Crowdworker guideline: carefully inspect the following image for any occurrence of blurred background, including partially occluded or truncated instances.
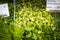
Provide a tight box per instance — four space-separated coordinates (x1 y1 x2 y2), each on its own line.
0 0 60 40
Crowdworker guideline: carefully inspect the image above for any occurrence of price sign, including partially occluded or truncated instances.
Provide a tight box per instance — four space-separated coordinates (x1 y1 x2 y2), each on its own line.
0 3 9 17
46 0 60 12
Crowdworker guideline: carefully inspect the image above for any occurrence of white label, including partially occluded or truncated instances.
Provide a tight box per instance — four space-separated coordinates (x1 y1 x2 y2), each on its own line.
0 4 9 17
46 0 60 12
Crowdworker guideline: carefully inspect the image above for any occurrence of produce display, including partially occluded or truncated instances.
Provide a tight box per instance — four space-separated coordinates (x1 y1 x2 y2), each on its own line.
0 0 60 40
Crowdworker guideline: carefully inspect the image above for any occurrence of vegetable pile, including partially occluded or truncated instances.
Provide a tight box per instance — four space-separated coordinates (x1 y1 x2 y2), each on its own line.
0 0 60 40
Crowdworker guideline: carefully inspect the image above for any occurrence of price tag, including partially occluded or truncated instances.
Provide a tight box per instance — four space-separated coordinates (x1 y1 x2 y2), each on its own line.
0 3 9 17
46 0 60 12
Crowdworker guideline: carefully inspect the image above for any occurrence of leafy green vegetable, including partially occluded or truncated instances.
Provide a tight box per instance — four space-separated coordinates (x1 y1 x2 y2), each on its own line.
0 0 60 40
